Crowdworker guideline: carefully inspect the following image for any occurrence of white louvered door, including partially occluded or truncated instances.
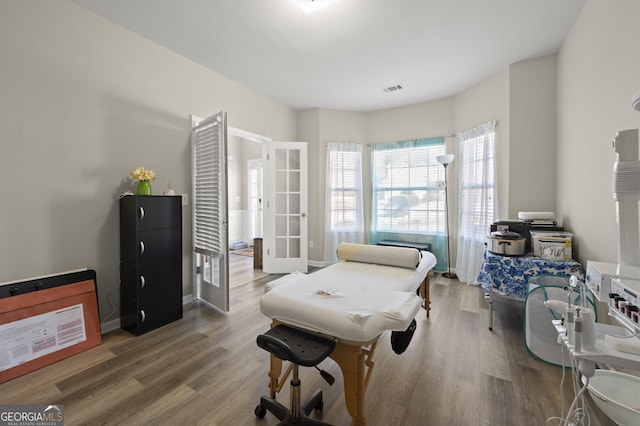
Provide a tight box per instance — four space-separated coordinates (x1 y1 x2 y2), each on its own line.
191 112 229 312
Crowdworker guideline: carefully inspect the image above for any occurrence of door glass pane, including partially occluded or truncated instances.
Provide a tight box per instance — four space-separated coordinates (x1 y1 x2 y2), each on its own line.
276 148 287 169
276 237 287 258
289 238 300 258
276 170 287 192
289 216 300 237
289 150 300 170
276 193 287 214
202 254 212 285
289 194 300 214
289 171 300 192
276 216 287 237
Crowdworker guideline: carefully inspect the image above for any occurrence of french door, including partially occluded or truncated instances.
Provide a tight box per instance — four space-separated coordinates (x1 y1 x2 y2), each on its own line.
262 141 308 273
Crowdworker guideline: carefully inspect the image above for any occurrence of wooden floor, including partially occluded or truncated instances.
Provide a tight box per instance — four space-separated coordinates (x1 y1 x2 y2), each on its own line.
0 257 615 425
229 250 268 288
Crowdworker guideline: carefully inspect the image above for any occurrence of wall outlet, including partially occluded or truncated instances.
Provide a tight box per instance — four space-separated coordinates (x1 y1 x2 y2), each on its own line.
309 240 314 248
181 194 188 206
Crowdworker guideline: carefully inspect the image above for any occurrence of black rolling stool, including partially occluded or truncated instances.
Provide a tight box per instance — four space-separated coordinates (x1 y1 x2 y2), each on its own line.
255 324 336 425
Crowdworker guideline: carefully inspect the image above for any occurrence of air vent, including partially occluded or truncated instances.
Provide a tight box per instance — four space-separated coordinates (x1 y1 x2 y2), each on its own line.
383 84 403 93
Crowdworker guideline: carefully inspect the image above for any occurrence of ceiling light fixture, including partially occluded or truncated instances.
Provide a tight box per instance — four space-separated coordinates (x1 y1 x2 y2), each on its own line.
296 0 339 15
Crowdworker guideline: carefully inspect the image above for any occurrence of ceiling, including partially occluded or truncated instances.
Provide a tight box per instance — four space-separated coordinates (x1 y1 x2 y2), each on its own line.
69 0 586 112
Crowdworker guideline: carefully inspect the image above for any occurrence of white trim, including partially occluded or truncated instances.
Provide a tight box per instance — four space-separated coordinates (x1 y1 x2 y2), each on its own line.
100 318 120 334
229 126 272 143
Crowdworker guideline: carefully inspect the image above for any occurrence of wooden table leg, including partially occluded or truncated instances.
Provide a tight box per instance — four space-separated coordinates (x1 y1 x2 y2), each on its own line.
420 273 431 317
268 354 283 398
329 340 379 426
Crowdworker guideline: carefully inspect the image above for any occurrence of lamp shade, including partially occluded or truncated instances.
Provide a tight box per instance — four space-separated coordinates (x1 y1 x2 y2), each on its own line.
436 154 455 166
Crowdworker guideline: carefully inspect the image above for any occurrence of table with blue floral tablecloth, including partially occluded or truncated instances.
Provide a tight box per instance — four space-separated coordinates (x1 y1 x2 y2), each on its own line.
477 250 583 300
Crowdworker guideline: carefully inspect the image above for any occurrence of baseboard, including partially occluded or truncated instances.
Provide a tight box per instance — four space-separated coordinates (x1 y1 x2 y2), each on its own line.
308 259 328 268
100 318 121 334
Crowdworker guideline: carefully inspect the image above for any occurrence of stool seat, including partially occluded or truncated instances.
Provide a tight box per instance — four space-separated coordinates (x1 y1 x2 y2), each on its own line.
257 325 335 367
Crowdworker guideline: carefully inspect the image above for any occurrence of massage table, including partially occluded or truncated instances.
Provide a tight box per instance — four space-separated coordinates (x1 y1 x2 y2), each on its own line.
260 243 437 425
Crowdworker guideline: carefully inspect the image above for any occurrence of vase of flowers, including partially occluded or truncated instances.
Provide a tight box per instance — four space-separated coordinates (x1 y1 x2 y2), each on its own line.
130 166 155 195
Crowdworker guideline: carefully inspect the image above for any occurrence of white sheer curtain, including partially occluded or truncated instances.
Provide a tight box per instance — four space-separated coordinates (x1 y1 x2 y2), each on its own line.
455 121 497 284
324 142 364 264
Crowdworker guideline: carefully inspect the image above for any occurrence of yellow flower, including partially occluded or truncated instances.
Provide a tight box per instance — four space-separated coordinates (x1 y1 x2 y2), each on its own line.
129 166 155 181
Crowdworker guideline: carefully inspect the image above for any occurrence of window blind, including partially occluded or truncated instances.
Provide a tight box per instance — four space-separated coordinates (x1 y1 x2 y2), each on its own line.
192 113 227 257
327 143 363 232
371 138 445 234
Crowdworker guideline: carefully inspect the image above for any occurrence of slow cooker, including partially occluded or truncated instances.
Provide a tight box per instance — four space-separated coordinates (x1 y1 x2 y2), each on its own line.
487 231 526 256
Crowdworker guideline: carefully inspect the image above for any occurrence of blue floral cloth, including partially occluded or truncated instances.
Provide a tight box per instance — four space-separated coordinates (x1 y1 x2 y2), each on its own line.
476 251 583 299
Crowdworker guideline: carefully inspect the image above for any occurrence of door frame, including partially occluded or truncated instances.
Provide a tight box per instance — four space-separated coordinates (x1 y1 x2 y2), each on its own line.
247 158 264 242
229 127 270 274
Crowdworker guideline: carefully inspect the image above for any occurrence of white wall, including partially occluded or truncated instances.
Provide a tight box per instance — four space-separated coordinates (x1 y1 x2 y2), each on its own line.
297 108 368 263
0 0 296 327
297 109 322 263
366 98 455 145
557 0 640 265
454 55 558 224
454 68 511 221
509 55 558 218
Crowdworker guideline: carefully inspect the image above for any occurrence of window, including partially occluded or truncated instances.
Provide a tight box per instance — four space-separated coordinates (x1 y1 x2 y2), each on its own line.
455 121 497 284
458 123 496 240
372 138 445 234
325 143 364 264
326 143 363 232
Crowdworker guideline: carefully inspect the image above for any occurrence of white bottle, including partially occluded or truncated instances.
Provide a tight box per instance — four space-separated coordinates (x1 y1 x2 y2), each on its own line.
565 307 575 346
574 308 583 353
580 308 596 351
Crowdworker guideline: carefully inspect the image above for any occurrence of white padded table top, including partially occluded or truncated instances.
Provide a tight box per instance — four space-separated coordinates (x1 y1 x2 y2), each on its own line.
260 250 436 343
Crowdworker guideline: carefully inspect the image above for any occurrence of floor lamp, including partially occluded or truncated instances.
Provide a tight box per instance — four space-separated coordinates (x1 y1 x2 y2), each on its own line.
436 154 457 279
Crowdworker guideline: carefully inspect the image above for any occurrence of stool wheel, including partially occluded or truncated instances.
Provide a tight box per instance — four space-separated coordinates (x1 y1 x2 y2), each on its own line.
255 403 267 418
